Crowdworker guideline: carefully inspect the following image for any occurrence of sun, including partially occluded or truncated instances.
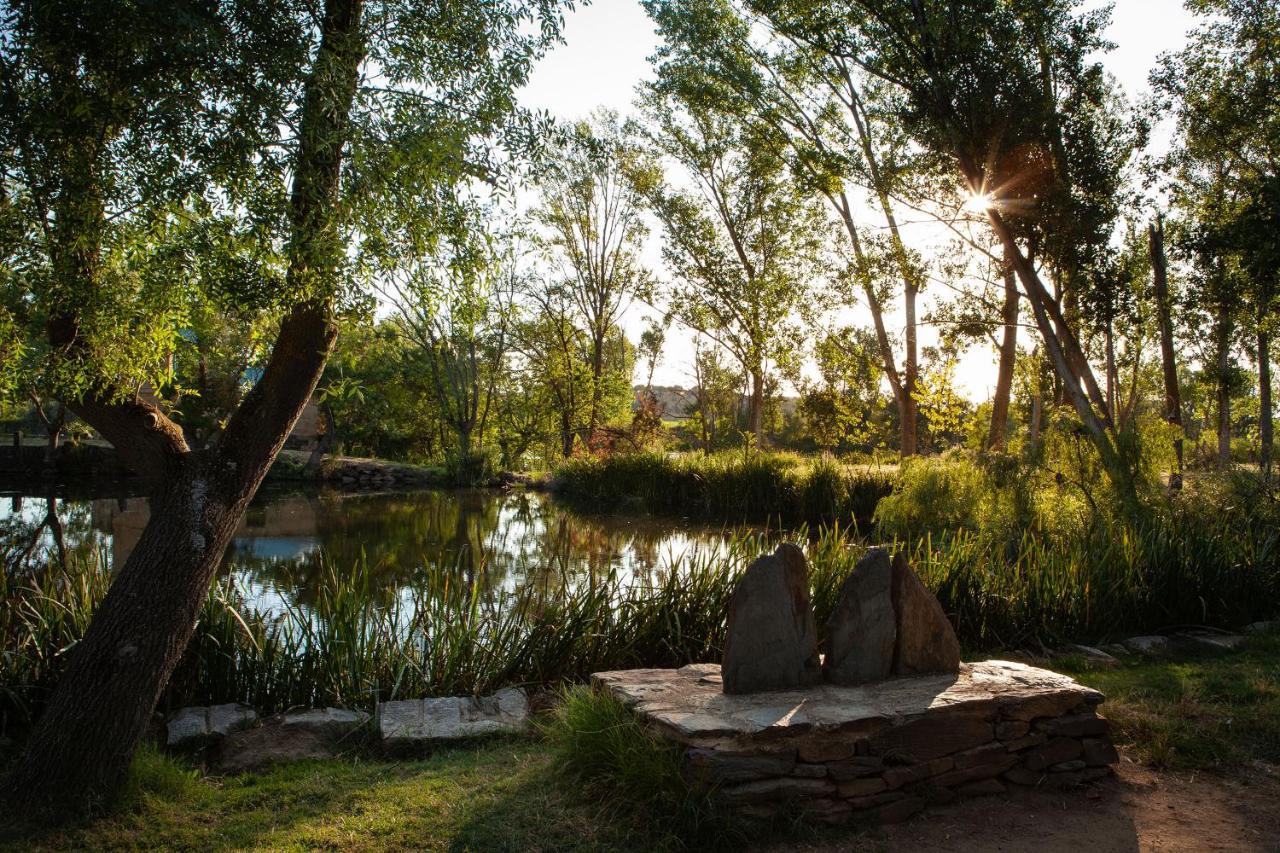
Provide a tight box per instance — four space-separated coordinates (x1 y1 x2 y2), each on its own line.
963 192 995 213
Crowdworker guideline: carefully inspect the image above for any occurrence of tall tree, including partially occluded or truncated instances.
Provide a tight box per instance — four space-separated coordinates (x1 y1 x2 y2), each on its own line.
379 200 517 468
0 0 569 814
1153 0 1280 479
644 0 930 455
638 88 827 443
988 256 1021 452
1148 216 1185 487
533 111 653 449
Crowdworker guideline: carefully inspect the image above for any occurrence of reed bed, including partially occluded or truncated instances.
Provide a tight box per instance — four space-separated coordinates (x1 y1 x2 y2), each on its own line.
550 452 896 526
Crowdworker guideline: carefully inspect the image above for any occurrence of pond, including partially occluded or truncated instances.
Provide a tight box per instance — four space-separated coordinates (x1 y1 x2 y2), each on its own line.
0 485 744 619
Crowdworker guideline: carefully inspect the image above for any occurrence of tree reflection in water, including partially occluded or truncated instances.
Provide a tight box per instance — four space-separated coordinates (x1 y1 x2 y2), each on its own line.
1 487 741 619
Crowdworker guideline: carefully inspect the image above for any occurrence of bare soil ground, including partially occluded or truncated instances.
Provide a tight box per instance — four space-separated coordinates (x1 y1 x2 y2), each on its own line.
769 759 1280 853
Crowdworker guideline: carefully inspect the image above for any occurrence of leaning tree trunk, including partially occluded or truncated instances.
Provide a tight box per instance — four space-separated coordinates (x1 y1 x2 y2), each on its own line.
2 305 337 817
4 463 244 814
2 0 362 816
986 209 1135 506
988 262 1019 451
1149 219 1184 489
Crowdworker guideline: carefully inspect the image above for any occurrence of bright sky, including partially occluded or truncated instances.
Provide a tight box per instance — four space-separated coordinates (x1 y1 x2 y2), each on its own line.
516 0 1198 399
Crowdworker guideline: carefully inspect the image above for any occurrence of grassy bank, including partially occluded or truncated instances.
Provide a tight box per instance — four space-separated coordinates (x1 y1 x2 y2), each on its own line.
6 632 1278 851
1054 629 1280 771
550 451 896 526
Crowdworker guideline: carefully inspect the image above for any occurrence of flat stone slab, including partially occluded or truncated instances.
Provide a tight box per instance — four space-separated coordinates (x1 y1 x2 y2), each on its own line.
282 707 370 735
378 688 528 747
592 661 1102 747
166 703 258 748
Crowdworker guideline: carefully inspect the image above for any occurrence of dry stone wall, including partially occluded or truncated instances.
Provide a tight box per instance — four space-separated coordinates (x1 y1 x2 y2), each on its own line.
594 660 1119 825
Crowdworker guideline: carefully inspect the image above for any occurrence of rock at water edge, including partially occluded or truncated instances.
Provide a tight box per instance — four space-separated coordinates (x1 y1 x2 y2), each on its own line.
166 703 258 748
722 543 821 694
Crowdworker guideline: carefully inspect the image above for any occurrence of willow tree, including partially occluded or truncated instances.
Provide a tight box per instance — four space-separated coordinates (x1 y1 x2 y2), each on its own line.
751 0 1144 503
0 0 569 816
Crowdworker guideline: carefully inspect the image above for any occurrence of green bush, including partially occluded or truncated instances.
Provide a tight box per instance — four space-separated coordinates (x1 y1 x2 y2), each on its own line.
444 447 499 486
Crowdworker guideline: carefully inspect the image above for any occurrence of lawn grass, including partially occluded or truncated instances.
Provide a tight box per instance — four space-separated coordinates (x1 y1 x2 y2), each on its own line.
3 739 651 852
4 635 1277 851
1054 630 1280 771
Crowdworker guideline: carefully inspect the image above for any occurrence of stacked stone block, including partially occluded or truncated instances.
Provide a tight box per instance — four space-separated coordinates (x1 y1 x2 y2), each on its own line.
687 703 1117 824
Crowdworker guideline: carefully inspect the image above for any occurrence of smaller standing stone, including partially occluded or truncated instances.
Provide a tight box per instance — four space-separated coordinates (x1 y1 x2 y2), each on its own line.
823 548 897 685
890 553 961 677
722 543 821 694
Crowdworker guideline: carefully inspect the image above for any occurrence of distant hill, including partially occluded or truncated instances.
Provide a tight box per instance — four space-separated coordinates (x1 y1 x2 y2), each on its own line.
633 385 797 421
634 385 699 420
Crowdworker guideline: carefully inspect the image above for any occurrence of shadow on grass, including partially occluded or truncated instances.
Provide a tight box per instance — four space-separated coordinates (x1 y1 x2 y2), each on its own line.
2 737 660 852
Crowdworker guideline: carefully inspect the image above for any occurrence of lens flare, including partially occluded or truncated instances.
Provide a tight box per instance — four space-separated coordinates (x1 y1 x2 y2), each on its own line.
963 192 995 213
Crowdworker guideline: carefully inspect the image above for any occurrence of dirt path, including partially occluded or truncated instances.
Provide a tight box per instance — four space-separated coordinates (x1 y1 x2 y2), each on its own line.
768 760 1280 853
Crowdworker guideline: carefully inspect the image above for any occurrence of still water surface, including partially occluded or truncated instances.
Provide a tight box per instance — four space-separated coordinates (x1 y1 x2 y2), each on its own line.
1 487 742 617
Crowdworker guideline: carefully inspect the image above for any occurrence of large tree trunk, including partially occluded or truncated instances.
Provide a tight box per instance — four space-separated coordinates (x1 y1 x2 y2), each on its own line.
4 305 337 816
1149 219 1184 488
1259 327 1272 482
3 464 244 814
2 0 362 817
988 262 1019 451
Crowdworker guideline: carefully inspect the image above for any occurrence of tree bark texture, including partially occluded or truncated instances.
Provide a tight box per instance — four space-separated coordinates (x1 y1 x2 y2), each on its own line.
988 261 1019 451
1216 301 1233 468
1149 219 1184 488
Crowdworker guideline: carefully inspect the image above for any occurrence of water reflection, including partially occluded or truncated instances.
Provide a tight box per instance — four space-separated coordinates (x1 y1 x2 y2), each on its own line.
1 487 738 617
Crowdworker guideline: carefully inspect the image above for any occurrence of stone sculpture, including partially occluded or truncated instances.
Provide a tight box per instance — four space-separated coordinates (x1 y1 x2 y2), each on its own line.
725 544 959 692
721 543 822 694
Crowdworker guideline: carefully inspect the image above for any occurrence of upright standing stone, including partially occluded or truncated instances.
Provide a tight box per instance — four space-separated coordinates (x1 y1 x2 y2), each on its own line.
722 543 821 694
891 552 961 676
824 548 897 684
